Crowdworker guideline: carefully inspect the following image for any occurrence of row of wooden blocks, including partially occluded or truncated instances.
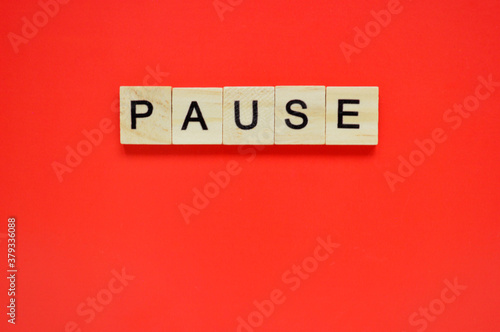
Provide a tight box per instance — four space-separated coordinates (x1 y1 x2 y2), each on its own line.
120 86 378 145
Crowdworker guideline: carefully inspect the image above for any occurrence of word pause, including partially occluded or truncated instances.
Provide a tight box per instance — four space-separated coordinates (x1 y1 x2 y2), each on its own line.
120 86 379 145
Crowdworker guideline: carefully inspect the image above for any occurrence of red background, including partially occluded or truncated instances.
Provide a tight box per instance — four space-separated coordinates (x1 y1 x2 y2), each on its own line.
1 0 499 331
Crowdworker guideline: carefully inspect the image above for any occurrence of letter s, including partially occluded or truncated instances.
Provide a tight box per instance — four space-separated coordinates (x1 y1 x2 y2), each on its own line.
285 100 308 129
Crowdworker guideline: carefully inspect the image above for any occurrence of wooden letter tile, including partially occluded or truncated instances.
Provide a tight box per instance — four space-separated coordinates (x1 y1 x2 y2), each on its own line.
172 88 223 144
223 87 275 145
326 87 378 145
275 86 326 145
120 86 172 144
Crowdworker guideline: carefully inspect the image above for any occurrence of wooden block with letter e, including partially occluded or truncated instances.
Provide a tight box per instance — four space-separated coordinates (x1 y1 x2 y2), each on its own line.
274 86 326 145
326 87 378 145
172 88 223 144
223 87 275 145
120 86 172 144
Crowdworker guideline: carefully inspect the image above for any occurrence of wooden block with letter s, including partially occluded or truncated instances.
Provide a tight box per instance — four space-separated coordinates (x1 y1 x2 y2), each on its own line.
274 86 326 145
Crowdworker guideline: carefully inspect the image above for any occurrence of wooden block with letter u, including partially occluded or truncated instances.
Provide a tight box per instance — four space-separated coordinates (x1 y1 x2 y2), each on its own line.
223 86 275 145
119 86 379 145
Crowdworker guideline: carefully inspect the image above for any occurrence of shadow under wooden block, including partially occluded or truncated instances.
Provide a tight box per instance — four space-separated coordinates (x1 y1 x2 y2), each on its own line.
223 87 275 145
275 86 326 145
326 87 378 145
172 88 223 145
120 86 172 144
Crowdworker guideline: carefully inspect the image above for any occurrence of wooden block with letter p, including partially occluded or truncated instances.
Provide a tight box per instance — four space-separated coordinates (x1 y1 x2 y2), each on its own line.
275 86 326 145
120 86 172 144
172 88 223 144
326 87 378 145
223 87 275 145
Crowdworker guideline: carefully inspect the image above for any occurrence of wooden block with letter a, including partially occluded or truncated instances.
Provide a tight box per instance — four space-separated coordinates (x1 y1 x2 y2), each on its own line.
326 87 378 145
275 86 326 145
172 88 223 144
120 86 172 144
223 87 275 145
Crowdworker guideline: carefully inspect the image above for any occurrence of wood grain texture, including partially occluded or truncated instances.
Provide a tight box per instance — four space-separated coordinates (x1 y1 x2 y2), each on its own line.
223 87 275 145
172 88 223 145
275 86 326 145
120 86 172 144
326 87 378 145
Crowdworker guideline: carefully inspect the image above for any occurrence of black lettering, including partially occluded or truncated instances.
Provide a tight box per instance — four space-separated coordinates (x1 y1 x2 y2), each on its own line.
338 99 360 129
234 100 258 130
131 100 153 129
285 99 308 129
182 101 208 130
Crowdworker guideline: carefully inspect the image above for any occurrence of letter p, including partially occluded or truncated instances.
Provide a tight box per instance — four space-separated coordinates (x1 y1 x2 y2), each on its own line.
131 100 153 129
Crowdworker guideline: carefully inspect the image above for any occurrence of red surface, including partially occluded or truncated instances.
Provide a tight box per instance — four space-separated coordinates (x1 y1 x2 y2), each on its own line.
1 0 500 331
